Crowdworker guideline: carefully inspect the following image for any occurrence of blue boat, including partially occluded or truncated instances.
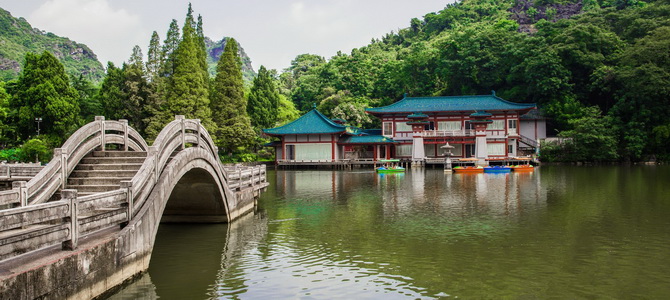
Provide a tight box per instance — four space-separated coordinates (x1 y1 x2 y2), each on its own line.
483 166 511 173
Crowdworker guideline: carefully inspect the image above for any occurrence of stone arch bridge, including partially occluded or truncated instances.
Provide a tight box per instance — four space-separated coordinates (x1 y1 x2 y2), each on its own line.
0 116 268 299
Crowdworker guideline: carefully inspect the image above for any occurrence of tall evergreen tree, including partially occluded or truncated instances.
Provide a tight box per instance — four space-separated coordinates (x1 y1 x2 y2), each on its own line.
98 62 126 121
247 66 280 128
161 19 180 78
210 38 254 154
72 74 101 122
9 51 80 143
124 45 152 133
146 31 162 81
163 5 212 129
196 14 208 74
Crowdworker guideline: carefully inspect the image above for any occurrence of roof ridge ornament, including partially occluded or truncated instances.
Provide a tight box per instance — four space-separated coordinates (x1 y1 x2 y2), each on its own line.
491 90 496 96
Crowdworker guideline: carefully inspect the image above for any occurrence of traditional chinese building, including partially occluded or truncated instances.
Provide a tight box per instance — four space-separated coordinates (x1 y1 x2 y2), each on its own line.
365 93 537 165
264 93 543 166
263 109 396 165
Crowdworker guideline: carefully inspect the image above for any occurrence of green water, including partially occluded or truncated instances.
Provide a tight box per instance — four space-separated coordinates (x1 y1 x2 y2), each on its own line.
108 166 670 299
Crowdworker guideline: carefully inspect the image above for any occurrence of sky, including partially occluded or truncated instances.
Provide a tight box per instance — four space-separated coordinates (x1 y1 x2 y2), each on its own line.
0 0 454 72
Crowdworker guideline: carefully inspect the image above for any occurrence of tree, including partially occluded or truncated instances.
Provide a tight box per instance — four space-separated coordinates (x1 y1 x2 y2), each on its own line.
160 19 180 78
247 66 280 128
72 74 101 122
98 62 126 121
209 37 254 154
544 106 618 162
9 51 80 144
146 31 162 81
163 5 212 130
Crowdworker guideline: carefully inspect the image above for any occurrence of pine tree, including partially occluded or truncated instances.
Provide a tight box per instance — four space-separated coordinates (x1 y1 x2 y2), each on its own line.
124 45 151 133
210 38 255 155
98 62 126 121
163 5 212 129
247 66 280 128
10 51 80 144
146 31 161 81
161 19 180 78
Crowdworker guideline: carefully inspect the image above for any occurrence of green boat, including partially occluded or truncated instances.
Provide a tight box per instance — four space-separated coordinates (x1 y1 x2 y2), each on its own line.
376 159 406 173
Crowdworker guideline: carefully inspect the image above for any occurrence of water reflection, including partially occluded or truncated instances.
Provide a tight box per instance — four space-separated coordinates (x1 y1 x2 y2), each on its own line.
107 166 670 299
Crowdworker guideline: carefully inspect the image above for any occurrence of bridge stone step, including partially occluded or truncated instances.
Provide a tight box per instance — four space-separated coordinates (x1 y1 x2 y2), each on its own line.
67 177 133 186
75 163 143 171
79 157 146 164
65 184 122 193
91 151 147 158
69 170 139 178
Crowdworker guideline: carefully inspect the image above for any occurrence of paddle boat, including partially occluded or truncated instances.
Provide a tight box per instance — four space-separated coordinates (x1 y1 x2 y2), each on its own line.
483 165 511 173
453 166 484 173
510 165 534 172
376 159 406 173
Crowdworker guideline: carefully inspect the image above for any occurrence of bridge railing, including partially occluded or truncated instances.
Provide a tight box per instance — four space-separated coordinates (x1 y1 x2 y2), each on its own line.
0 117 148 208
0 188 132 261
223 165 267 191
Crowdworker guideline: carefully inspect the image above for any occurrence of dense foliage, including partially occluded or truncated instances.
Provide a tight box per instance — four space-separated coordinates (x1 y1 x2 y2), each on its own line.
278 0 670 162
2 0 669 163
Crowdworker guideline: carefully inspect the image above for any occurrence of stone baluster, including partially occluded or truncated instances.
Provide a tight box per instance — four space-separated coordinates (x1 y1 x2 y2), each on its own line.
120 119 129 151
175 115 185 150
148 146 158 184
12 181 27 207
54 147 67 189
195 119 202 148
95 116 106 151
121 181 133 222
61 189 79 250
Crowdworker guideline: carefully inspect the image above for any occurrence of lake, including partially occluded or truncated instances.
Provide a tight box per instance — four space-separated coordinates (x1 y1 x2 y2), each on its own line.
108 165 670 299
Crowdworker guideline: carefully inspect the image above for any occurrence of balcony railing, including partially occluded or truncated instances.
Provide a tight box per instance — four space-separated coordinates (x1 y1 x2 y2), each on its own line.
420 130 475 137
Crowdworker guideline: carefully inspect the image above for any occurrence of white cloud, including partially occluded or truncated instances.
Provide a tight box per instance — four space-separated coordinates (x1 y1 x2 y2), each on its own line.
29 0 145 65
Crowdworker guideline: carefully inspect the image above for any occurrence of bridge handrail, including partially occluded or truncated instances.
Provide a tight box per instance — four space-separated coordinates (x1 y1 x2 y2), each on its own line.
0 117 149 207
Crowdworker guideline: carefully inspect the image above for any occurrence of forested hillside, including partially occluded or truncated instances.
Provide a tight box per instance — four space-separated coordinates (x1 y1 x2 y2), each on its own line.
280 0 670 162
0 7 105 82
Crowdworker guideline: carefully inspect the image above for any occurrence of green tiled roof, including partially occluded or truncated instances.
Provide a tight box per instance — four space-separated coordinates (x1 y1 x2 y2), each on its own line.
366 95 536 115
338 135 398 144
470 111 492 117
263 109 346 135
407 112 428 118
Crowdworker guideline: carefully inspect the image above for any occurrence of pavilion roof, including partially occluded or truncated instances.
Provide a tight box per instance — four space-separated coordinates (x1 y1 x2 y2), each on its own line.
263 109 346 136
366 94 536 115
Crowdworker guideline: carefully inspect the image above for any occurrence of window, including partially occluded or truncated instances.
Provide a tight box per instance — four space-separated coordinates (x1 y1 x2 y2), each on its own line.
489 119 505 130
438 121 461 131
395 122 412 132
424 144 436 157
383 122 393 136
508 144 514 155
487 143 505 156
508 119 518 134
295 144 332 160
396 144 412 156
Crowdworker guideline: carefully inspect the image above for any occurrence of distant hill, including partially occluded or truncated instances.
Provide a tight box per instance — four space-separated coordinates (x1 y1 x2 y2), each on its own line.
205 37 256 83
0 7 105 82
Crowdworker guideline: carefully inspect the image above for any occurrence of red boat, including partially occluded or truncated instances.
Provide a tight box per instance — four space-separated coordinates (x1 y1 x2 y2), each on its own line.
510 165 534 172
453 166 484 173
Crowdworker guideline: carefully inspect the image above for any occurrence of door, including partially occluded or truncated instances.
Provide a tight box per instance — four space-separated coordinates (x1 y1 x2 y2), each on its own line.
286 145 295 160
465 144 475 158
